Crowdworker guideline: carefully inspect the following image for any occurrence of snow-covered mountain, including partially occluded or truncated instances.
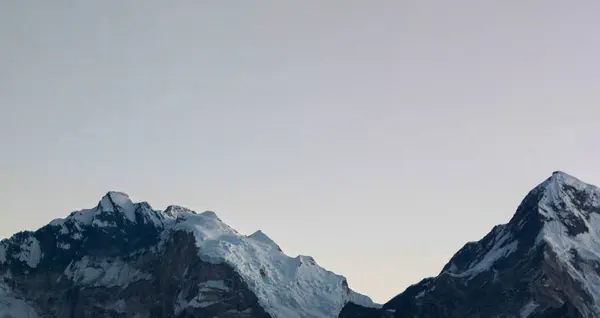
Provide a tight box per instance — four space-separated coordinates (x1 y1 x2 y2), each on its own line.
0 192 375 318
340 171 600 318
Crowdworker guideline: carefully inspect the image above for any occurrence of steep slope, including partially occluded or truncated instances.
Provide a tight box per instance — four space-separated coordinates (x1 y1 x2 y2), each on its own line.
0 192 375 318
340 171 600 318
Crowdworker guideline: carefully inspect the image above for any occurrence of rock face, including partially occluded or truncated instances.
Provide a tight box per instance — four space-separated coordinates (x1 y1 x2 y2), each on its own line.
340 171 600 318
0 192 375 318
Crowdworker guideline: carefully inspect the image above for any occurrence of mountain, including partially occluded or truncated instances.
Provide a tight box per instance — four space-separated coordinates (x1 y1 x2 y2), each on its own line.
0 192 375 318
340 171 600 318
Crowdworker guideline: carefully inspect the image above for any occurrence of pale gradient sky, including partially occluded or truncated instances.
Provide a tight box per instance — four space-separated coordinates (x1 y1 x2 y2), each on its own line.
1 1 600 303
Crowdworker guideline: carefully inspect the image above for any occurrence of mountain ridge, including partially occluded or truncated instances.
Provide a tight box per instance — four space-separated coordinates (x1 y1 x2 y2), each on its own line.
0 192 375 318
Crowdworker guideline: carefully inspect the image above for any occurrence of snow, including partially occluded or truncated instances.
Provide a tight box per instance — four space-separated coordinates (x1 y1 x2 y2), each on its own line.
249 230 282 251
174 279 230 315
109 299 127 314
174 292 188 315
164 211 375 318
189 297 218 308
57 243 71 250
164 205 195 219
92 299 127 314
16 237 42 269
445 226 518 279
99 192 137 222
533 172 600 314
58 226 69 235
519 301 539 317
176 279 231 312
49 192 139 230
0 282 39 318
186 281 231 310
92 217 116 228
50 207 96 227
64 256 151 288
414 285 436 299
467 239 518 278
201 280 229 290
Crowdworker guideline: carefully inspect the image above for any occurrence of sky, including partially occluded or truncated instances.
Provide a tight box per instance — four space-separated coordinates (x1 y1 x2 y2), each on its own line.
1 1 600 303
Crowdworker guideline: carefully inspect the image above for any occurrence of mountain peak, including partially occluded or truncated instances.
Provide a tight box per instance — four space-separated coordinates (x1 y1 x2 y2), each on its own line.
502 171 598 236
164 205 195 219
532 171 583 199
546 170 583 190
551 170 571 177
342 172 600 318
535 172 600 235
97 191 136 222
249 230 282 251
438 171 600 281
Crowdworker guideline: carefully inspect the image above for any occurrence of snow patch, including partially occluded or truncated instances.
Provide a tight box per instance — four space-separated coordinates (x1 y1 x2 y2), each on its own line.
92 298 128 314
64 208 96 225
164 205 195 219
57 242 71 250
176 280 231 311
188 295 218 308
64 256 151 288
108 299 127 314
200 280 229 291
446 228 518 279
92 217 116 228
519 300 539 317
467 240 518 276
59 226 69 235
16 237 42 268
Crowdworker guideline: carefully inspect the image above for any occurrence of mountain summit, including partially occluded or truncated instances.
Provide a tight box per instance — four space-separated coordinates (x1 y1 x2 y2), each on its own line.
340 171 600 318
0 193 375 318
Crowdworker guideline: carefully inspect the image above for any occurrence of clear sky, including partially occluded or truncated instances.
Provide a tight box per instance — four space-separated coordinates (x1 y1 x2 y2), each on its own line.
2 1 600 303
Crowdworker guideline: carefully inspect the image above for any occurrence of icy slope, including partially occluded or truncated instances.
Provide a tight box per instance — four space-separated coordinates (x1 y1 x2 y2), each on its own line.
168 211 375 317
